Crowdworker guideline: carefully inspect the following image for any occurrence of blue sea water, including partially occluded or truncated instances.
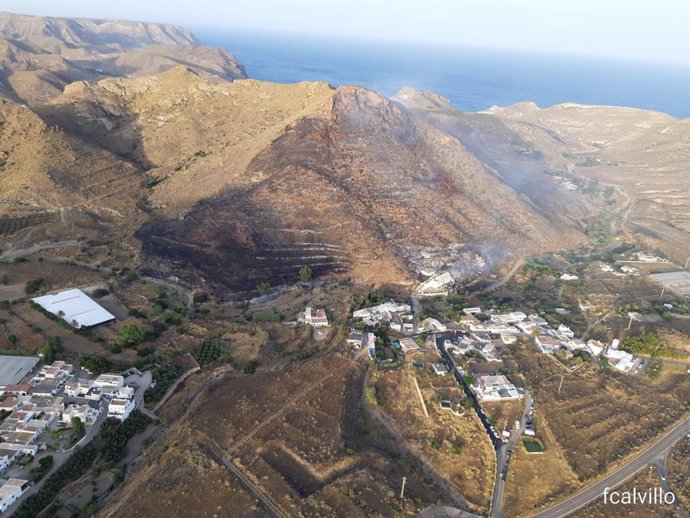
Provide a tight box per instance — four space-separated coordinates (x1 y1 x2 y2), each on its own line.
196 28 690 119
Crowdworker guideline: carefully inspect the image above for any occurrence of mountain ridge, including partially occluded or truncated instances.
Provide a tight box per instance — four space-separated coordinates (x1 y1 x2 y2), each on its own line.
0 10 246 105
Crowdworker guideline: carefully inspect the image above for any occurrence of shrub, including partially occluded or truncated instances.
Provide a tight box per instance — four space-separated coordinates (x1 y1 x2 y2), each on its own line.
25 278 45 294
79 355 112 375
116 324 146 347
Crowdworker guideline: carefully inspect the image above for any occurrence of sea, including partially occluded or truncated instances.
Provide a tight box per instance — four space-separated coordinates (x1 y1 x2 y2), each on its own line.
196 28 690 119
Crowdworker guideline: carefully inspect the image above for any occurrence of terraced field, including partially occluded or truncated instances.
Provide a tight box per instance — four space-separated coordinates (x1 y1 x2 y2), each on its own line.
0 212 57 235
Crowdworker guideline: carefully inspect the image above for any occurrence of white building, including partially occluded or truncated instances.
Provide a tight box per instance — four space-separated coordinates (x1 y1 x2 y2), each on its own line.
353 302 411 326
491 312 527 324
432 363 448 376
605 349 637 373
62 403 100 424
92 374 125 391
107 398 135 421
31 288 115 329
398 338 419 353
586 340 604 357
419 318 447 333
473 375 522 401
37 361 74 380
0 478 29 513
299 307 329 327
64 379 93 397
417 272 454 296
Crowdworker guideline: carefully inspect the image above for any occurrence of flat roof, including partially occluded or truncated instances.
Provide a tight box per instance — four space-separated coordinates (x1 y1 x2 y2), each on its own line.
32 288 115 328
0 356 40 385
651 271 690 295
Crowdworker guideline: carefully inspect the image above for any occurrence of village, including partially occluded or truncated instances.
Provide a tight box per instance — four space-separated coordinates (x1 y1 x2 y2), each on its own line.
293 251 690 514
1 243 689 517
0 287 147 514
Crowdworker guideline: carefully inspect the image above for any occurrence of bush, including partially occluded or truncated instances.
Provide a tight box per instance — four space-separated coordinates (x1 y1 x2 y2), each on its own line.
25 278 45 294
79 355 112 375
29 455 54 482
116 324 146 347
243 361 258 375
92 288 110 298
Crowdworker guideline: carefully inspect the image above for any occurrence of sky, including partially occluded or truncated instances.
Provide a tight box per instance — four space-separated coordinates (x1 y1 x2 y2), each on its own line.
1 0 689 66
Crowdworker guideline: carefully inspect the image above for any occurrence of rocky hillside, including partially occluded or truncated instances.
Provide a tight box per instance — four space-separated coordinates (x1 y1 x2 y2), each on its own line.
33 70 582 293
2 14 686 295
0 11 246 104
395 87 690 263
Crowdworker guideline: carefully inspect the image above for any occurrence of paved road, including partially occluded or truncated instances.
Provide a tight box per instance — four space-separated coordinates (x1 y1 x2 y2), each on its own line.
490 392 532 517
530 416 690 518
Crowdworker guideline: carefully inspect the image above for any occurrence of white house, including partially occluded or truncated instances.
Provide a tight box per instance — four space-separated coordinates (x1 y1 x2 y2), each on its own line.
64 379 93 397
353 302 411 325
107 398 135 421
0 478 29 513
0 448 18 472
299 307 329 327
605 349 637 373
61 404 91 424
419 318 446 333
432 363 448 376
473 375 522 401
37 361 74 380
92 374 125 391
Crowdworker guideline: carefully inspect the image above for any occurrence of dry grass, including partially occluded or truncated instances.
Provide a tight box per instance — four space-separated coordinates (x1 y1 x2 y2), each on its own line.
103 356 454 517
371 367 495 513
503 410 580 517
496 343 690 515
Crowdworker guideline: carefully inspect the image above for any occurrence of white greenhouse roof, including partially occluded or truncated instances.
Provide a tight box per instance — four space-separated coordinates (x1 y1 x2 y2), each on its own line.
32 289 115 328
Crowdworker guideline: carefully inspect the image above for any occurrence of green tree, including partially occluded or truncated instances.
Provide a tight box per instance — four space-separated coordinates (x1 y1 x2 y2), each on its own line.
116 323 146 347
71 416 85 440
256 282 270 294
298 265 312 282
42 336 62 363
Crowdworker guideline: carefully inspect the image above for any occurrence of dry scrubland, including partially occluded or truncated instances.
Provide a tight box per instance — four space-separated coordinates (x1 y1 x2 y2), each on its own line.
370 367 494 514
102 356 460 517
499 344 690 515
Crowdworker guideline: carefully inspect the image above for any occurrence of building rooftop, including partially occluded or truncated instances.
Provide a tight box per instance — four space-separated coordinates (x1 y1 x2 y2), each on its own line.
32 288 115 328
0 356 39 386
